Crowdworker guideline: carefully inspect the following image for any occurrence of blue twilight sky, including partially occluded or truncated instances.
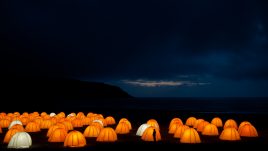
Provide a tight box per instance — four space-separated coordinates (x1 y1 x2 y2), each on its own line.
1 0 268 97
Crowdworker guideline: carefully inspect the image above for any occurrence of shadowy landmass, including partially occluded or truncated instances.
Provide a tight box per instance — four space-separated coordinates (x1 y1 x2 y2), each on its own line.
0 75 132 109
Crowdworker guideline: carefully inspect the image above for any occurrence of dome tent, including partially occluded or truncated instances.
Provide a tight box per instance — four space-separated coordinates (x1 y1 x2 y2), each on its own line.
48 128 68 142
202 124 219 136
8 120 23 129
119 118 132 130
91 122 103 130
47 125 60 137
92 120 104 127
83 125 100 137
174 125 189 138
141 126 161 142
97 127 117 142
4 128 23 143
9 124 24 131
169 118 183 128
220 128 241 141
49 113 56 117
185 117 197 126
8 132 32 149
147 119 160 130
115 122 130 134
0 119 11 128
196 121 210 132
193 119 204 128
180 128 201 143
238 121 251 131
211 117 223 127
64 130 86 147
238 124 258 137
105 116 116 125
136 123 150 136
224 119 238 129
169 122 183 134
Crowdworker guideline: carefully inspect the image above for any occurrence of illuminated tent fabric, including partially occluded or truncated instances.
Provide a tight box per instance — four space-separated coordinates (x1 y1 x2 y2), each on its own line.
202 124 219 136
83 125 100 137
96 127 117 142
64 130 86 147
141 126 161 142
180 128 201 143
169 118 183 129
238 124 258 137
136 123 150 136
238 121 251 131
220 128 240 141
105 116 116 125
115 122 130 134
92 120 104 127
48 128 68 142
174 125 189 138
224 119 238 129
8 132 32 149
4 128 22 143
185 117 197 126
8 120 23 129
147 119 160 130
193 119 204 128
0 119 11 128
211 117 223 127
49 113 56 117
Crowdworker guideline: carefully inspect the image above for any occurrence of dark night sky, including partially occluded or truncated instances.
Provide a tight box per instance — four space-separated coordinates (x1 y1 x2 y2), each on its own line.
1 0 268 97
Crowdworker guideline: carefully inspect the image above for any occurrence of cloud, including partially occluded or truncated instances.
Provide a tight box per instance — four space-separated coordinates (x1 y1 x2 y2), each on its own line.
122 79 210 87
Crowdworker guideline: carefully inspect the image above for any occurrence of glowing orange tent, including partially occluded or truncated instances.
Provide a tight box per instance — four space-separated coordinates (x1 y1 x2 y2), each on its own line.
105 116 116 125
170 118 183 126
47 125 60 137
185 117 197 126
169 123 182 134
174 125 189 138
0 119 11 128
3 128 22 143
141 126 161 142
238 124 258 137
96 127 117 142
180 128 201 143
83 125 100 137
115 122 130 134
193 119 204 128
72 119 83 128
196 121 209 132
48 128 68 142
238 121 251 130
25 122 40 132
64 130 86 147
202 124 219 136
119 118 132 130
224 119 238 129
9 124 24 131
40 120 53 129
211 117 223 127
147 119 160 131
220 128 240 141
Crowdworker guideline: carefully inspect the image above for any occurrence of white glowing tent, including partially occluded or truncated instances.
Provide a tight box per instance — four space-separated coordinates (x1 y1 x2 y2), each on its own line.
9 120 23 129
92 120 104 126
49 112 56 117
136 123 150 136
8 132 32 149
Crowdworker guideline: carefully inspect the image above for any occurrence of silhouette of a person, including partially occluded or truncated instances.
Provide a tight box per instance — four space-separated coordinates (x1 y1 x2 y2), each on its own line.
153 129 156 142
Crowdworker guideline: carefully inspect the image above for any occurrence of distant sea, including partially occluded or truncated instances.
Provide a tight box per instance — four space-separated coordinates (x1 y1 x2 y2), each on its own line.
58 97 268 114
